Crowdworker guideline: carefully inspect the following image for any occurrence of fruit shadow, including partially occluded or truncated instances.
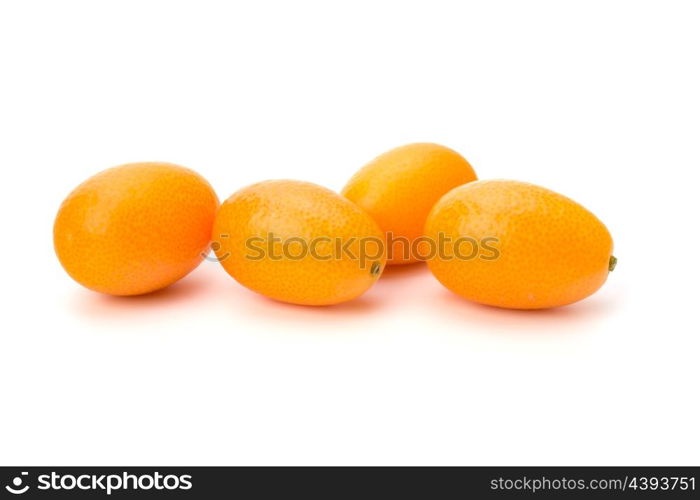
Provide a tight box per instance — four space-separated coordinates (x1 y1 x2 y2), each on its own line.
233 262 429 325
70 258 618 334
237 287 385 326
375 262 619 334
428 287 620 335
377 261 429 280
69 267 215 321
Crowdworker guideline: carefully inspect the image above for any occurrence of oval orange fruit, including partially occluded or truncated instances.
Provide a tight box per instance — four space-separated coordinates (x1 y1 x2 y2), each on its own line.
424 180 615 309
342 143 477 265
54 162 219 296
212 180 386 306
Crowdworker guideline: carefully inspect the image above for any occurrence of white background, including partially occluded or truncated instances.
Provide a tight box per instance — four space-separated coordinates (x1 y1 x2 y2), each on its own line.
1 1 698 465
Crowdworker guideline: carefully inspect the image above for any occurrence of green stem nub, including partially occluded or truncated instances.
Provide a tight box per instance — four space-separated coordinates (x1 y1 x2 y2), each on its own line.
609 255 618 272
370 261 382 277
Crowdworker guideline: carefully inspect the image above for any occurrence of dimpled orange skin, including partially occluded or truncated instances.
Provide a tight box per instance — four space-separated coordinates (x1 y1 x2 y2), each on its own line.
213 180 386 306
54 162 219 296
425 180 614 309
342 143 477 265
